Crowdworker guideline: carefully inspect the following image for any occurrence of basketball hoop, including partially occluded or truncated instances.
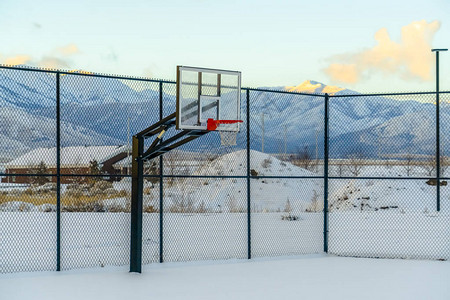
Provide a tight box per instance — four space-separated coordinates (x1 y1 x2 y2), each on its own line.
207 118 243 146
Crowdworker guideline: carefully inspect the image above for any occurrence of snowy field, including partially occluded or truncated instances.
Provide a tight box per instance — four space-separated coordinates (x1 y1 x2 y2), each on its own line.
1 211 449 273
1 150 449 274
1 255 449 300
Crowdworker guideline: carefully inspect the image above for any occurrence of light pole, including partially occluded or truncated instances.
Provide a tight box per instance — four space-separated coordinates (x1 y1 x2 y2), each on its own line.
261 113 268 153
431 48 447 212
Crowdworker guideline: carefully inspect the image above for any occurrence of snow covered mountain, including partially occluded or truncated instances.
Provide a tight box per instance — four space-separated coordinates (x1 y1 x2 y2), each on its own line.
249 81 447 157
0 106 123 162
0 68 448 162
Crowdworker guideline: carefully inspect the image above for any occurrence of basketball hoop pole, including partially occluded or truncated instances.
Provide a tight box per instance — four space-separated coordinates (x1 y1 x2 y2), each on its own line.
130 113 209 273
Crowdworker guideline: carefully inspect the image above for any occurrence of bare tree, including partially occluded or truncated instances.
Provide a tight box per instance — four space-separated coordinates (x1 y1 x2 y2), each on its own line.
305 190 323 212
440 155 449 177
421 156 436 177
333 160 345 177
226 195 241 213
421 155 449 177
144 159 159 184
403 154 415 177
294 146 316 171
346 150 366 177
283 198 292 213
69 160 86 184
88 160 102 184
31 161 50 185
164 153 178 186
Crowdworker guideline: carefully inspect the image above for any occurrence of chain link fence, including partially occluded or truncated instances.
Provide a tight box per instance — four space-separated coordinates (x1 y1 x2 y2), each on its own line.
0 65 448 273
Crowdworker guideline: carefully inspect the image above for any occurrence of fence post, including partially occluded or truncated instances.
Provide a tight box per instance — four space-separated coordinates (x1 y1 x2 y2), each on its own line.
159 81 164 263
56 72 61 271
323 93 329 253
246 89 251 259
435 52 441 212
130 135 144 273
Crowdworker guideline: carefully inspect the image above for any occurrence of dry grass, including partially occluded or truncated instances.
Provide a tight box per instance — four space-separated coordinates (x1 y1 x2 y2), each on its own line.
0 191 129 206
0 193 56 206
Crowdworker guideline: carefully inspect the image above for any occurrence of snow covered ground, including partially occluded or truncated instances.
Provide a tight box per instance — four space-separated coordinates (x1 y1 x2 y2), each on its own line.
1 211 448 274
1 255 449 300
1 150 449 274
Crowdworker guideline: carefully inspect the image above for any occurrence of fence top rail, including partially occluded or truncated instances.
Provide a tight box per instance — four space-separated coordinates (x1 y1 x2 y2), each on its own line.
242 87 326 97
330 91 450 98
1 64 449 97
0 64 176 84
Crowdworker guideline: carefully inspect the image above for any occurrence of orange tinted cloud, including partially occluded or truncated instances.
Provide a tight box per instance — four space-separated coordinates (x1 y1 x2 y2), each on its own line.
39 57 70 69
4 55 32 66
325 64 358 84
1 43 80 68
57 44 80 56
325 20 441 84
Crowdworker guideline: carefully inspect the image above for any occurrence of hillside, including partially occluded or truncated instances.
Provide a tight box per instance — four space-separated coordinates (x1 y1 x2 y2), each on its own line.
1 68 449 162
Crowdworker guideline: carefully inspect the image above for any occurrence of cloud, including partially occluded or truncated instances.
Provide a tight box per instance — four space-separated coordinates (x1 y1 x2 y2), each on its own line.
142 67 153 78
4 55 32 66
324 20 441 84
39 57 70 69
1 44 80 68
57 44 80 56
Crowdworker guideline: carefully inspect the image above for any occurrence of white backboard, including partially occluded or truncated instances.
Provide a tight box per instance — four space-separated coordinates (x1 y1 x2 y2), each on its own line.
176 66 241 131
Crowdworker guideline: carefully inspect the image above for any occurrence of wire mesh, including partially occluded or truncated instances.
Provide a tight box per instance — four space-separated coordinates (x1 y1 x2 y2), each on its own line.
0 176 57 273
57 75 160 270
0 68 57 273
249 90 325 176
328 178 449 260
60 176 131 270
1 65 449 274
327 93 449 261
141 176 160 264
162 177 247 262
440 92 450 179
251 178 324 257
329 93 437 178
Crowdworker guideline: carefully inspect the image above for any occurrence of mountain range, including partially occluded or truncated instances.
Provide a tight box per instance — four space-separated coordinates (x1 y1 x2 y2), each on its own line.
0 68 448 163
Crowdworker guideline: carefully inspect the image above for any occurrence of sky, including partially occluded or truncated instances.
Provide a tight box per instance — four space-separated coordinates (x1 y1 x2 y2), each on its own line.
0 0 449 92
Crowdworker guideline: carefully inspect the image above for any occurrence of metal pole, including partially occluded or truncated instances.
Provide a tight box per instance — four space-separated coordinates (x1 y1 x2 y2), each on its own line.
261 113 264 153
127 117 131 176
130 135 144 273
246 89 251 259
436 51 440 212
56 72 61 271
432 48 447 212
323 93 329 253
284 125 287 158
159 81 164 263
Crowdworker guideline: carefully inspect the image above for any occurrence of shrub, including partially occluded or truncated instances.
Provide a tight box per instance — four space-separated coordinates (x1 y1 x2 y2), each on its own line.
103 188 117 196
261 158 272 168
143 186 153 195
305 190 323 212
65 187 84 198
92 180 113 191
195 201 208 213
281 213 300 221
116 190 129 197
283 199 292 213
107 205 128 213
144 205 158 213
63 200 105 212
22 188 34 196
